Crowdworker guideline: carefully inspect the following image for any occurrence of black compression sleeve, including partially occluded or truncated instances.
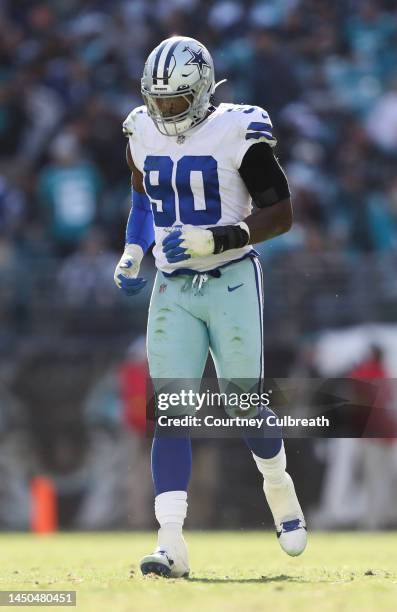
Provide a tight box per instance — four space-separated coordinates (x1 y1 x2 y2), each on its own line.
238 142 290 208
210 224 249 254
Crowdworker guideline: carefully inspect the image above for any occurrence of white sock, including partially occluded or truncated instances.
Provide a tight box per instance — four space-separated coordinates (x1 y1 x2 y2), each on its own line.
154 491 188 559
252 444 304 528
252 443 287 487
155 490 187 530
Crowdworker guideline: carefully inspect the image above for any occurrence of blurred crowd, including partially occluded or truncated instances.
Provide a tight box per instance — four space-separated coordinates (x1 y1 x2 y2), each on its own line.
2 0 397 268
0 0 397 339
0 1 397 342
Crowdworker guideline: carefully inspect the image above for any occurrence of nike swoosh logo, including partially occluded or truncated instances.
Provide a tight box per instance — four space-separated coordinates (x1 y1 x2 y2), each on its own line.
228 283 244 292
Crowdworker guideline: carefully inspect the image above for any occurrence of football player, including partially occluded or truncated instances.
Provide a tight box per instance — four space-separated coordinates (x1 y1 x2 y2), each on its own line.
115 36 307 577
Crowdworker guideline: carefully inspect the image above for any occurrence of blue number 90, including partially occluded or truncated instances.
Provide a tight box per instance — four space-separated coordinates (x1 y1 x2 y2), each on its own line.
144 155 222 227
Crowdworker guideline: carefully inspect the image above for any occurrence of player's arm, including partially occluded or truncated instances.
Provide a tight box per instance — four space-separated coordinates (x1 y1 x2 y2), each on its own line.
237 142 292 244
162 143 292 263
114 144 155 296
190 142 292 254
126 144 145 193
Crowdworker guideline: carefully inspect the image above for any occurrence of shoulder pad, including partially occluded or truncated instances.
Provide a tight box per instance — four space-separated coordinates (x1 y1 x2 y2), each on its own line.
238 105 276 148
122 106 147 138
225 104 276 148
232 105 277 168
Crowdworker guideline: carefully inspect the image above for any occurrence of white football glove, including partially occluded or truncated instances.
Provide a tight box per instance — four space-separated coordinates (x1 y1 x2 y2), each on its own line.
162 225 214 263
114 244 147 295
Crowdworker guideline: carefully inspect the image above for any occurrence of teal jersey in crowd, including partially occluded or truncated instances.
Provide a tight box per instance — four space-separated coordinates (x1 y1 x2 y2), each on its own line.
38 163 102 245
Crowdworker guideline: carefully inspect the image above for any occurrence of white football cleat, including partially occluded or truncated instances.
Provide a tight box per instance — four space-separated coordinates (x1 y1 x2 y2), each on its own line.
264 472 307 557
140 527 190 578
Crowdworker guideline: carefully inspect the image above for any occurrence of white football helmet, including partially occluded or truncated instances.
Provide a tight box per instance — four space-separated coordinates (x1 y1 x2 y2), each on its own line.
141 36 216 136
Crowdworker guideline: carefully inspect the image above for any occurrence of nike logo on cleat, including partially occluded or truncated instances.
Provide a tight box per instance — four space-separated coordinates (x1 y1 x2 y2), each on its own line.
228 283 244 292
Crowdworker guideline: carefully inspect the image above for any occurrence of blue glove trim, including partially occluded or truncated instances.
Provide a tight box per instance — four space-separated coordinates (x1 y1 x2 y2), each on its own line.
125 189 155 253
117 275 147 296
162 230 182 247
162 229 191 263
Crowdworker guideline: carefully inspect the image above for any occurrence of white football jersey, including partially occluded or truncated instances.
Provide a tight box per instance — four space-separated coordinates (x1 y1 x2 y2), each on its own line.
123 103 277 274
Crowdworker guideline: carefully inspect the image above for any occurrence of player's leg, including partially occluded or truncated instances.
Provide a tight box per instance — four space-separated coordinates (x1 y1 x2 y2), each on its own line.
209 257 307 556
141 272 209 577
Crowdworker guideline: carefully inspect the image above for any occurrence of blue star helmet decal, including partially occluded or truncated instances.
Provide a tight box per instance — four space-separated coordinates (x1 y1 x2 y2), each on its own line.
183 46 210 77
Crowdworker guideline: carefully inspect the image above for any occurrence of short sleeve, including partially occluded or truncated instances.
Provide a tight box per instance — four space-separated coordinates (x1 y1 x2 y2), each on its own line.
122 105 145 138
234 105 277 169
122 106 146 173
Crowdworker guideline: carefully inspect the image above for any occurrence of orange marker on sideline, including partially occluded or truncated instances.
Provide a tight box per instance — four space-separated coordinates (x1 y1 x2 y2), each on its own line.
31 476 57 533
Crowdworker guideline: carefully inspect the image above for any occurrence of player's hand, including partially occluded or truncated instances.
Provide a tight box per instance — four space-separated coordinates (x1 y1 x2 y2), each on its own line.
162 225 215 263
114 244 147 296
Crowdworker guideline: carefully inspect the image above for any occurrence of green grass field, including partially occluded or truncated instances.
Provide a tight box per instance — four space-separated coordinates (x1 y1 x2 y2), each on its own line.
1 532 396 611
